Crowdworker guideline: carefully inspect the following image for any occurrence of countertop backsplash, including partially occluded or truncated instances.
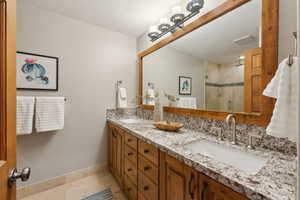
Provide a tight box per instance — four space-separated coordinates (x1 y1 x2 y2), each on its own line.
107 107 297 156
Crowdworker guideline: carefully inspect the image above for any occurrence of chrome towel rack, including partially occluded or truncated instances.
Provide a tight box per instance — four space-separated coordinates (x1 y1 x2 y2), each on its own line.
287 32 297 66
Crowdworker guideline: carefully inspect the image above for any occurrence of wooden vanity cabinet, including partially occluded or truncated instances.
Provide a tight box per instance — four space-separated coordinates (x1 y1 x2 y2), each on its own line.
108 123 249 200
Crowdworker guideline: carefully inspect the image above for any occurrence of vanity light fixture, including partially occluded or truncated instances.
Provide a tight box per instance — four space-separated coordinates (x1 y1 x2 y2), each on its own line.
148 25 160 41
148 0 204 42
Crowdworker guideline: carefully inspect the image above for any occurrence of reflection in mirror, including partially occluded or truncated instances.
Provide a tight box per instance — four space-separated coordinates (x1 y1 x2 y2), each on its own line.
143 0 261 113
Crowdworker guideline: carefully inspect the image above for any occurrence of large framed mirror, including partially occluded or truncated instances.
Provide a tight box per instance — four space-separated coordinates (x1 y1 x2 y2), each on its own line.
137 0 278 126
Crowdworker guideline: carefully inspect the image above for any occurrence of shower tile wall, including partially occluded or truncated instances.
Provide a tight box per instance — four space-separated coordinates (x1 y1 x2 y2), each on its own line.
205 62 244 112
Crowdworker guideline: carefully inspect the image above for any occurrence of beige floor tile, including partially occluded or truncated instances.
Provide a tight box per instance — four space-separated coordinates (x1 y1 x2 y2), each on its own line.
19 170 125 200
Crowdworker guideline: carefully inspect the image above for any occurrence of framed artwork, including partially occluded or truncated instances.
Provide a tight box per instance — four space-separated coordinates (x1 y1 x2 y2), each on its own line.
16 51 59 91
179 76 192 95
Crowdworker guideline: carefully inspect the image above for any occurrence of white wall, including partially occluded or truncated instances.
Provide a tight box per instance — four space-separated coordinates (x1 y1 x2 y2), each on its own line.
17 1 136 186
143 47 205 108
278 0 298 62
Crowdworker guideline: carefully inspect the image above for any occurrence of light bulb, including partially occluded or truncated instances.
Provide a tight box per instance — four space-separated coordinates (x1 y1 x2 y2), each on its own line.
148 26 159 41
170 5 185 24
158 17 171 32
186 0 204 13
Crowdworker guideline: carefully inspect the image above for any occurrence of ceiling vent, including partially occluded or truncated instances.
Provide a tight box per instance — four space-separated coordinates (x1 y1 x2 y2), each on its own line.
234 35 255 46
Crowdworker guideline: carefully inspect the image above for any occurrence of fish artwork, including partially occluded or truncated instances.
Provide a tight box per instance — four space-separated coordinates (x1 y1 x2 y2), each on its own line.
21 58 49 85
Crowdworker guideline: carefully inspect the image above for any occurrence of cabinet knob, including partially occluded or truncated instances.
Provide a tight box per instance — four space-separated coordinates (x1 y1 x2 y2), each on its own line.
144 149 149 153
127 152 133 156
128 139 132 142
143 186 149 191
127 168 133 172
144 166 150 171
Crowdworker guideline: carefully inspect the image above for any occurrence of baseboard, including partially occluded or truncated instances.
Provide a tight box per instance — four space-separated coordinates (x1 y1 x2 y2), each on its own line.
17 162 108 199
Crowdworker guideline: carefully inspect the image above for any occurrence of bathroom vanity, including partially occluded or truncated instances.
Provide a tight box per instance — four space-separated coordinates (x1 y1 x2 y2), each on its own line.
107 121 247 200
107 0 296 200
107 116 296 200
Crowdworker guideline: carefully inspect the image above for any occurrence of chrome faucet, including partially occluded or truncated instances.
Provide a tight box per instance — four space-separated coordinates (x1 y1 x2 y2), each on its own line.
226 114 237 145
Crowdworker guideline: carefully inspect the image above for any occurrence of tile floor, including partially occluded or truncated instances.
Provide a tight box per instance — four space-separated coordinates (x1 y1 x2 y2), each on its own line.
18 170 126 200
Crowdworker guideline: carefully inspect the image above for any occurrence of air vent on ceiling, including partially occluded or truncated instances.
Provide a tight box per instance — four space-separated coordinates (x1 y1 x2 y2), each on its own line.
234 35 255 46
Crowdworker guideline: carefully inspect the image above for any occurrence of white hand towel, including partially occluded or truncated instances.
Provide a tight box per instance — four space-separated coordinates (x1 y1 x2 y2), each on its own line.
119 88 127 99
16 96 35 135
263 57 298 142
177 97 197 109
117 88 128 108
147 89 155 105
35 97 65 132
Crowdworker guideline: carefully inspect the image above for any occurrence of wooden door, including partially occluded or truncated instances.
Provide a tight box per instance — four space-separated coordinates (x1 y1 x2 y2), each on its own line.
160 153 198 200
244 48 263 113
0 0 17 199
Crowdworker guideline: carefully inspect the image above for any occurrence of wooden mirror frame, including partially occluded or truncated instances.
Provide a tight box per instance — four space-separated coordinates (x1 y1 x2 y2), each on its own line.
137 0 278 127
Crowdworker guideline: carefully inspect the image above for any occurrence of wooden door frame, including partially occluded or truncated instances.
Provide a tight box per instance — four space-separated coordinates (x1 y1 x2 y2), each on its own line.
0 0 17 199
137 0 279 127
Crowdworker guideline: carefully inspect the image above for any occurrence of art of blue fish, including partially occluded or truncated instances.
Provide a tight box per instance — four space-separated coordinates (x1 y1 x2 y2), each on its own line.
181 80 190 92
21 59 49 85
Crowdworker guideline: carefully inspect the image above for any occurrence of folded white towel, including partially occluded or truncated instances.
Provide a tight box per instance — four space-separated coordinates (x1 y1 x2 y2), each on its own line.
117 88 127 108
263 57 298 142
146 89 155 105
16 96 35 135
119 88 127 99
177 97 197 109
35 97 65 132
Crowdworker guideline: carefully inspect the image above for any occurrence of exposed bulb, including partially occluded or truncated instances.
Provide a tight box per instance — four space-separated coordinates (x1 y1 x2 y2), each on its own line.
186 0 204 12
158 17 171 32
148 26 159 40
170 5 185 24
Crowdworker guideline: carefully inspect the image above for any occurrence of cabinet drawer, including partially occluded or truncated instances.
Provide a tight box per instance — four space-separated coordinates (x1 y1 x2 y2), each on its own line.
125 132 138 150
138 155 158 184
125 144 137 167
124 158 137 185
138 172 158 200
138 140 159 166
124 175 137 200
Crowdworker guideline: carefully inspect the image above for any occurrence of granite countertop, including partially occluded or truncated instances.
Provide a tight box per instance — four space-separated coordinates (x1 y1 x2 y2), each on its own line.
107 117 296 200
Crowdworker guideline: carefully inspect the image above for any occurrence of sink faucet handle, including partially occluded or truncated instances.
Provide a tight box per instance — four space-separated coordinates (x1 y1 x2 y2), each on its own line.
216 128 223 141
247 132 262 149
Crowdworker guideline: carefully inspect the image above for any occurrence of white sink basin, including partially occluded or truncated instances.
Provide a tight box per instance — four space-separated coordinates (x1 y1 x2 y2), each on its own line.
119 119 145 124
184 139 267 174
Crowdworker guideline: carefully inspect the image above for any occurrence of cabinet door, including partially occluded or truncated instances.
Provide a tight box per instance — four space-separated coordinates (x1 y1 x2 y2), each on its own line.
166 158 185 200
108 125 124 186
107 124 114 172
184 166 198 200
115 128 124 186
199 174 218 200
160 153 198 200
199 173 248 200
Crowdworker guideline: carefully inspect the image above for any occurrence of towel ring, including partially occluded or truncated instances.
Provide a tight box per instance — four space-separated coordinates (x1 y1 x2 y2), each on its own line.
287 32 297 67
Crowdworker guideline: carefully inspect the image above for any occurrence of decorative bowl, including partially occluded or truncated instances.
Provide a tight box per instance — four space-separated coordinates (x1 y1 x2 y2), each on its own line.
153 121 184 132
